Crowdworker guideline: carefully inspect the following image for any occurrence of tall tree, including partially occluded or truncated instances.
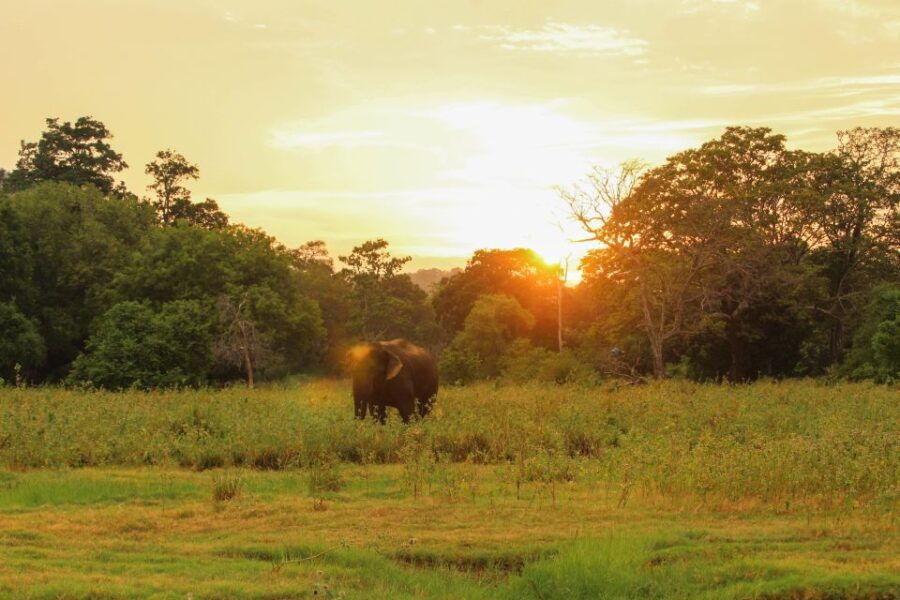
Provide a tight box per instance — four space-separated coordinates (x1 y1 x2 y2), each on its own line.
567 130 819 380
214 293 270 388
431 248 559 347
145 149 198 225
290 241 353 367
4 117 128 194
339 239 438 344
806 128 900 364
145 149 228 228
562 160 704 378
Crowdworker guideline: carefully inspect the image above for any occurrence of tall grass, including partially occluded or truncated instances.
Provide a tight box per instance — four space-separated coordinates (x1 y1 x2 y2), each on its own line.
0 379 896 511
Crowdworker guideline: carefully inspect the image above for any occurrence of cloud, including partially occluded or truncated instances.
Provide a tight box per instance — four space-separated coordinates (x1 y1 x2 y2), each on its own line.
782 97 900 122
478 22 647 56
270 128 387 150
680 0 761 16
700 73 900 95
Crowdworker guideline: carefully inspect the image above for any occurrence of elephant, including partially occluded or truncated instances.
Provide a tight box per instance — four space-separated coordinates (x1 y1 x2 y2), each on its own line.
346 338 438 423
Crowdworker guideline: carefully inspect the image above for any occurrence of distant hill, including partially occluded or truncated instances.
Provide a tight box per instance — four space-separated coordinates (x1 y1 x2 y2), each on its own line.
408 267 462 293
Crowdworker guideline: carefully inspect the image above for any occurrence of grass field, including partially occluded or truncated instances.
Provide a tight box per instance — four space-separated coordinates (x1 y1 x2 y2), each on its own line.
0 380 897 598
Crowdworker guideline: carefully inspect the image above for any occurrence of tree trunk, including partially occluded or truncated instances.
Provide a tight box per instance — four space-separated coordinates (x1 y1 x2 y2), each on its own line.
638 280 667 379
828 314 845 366
243 345 254 389
649 337 666 379
557 275 564 352
726 320 749 382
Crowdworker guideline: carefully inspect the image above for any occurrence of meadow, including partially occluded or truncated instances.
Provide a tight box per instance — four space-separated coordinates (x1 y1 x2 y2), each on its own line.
0 380 897 598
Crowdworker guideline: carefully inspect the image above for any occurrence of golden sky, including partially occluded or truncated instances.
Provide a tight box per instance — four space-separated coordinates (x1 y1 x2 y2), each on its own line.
2 0 899 270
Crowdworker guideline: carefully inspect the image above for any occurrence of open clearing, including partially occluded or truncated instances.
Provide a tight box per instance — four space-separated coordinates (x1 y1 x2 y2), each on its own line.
0 381 897 598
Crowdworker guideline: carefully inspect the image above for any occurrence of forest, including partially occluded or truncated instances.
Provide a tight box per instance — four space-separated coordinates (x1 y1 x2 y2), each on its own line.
0 117 898 388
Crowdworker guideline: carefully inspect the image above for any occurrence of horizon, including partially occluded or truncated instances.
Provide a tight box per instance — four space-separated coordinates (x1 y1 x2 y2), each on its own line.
1 0 898 270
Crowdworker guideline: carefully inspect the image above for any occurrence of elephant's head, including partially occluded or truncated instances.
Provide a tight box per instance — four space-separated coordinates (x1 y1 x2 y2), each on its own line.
346 343 403 401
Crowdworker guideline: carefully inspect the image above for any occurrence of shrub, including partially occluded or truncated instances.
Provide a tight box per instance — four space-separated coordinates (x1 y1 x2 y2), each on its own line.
307 451 344 495
842 285 900 382
0 302 45 382
67 300 213 389
443 295 535 380
501 339 598 385
211 471 243 502
438 346 483 385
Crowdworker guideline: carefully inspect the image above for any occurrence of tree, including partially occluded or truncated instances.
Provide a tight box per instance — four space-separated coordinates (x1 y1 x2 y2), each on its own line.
440 294 535 381
213 294 270 388
4 117 127 194
659 128 817 380
145 149 228 228
113 224 327 377
291 241 353 367
805 128 900 364
0 302 45 383
340 238 410 279
566 130 822 379
67 301 214 390
1 183 156 381
174 197 229 229
339 239 438 344
561 160 705 378
840 285 900 382
431 248 559 347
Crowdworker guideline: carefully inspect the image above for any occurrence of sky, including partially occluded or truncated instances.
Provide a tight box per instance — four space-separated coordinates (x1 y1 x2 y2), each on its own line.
1 0 898 271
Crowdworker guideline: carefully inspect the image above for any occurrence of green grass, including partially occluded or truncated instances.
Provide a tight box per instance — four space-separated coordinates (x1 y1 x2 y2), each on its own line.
1 380 897 512
0 380 897 597
0 467 896 599
0 469 200 509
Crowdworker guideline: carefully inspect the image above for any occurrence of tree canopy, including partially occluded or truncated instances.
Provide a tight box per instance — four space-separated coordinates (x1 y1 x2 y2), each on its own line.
4 117 128 195
0 116 897 387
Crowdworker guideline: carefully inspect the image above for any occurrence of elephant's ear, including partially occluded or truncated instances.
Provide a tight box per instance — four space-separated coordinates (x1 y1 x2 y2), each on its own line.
385 351 404 380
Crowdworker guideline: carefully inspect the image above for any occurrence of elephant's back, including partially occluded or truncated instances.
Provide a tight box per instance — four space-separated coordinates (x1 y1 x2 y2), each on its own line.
381 339 438 398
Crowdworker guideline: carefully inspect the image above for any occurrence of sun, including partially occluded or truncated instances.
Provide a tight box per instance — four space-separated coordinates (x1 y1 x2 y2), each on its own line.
528 235 570 267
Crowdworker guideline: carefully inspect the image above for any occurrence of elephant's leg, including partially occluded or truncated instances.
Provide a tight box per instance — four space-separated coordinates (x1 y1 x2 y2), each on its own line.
373 403 387 424
397 401 413 424
395 390 417 424
354 395 367 420
417 383 437 418
416 395 433 418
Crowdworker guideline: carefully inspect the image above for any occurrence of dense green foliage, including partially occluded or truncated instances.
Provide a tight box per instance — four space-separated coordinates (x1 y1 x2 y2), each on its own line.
556 126 899 381
66 301 214 389
1 117 897 386
2 116 128 195
0 183 156 381
439 294 535 382
840 285 900 382
0 118 438 387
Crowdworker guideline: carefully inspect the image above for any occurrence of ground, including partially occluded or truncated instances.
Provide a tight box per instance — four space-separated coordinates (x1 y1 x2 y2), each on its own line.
0 466 897 599
1 380 897 598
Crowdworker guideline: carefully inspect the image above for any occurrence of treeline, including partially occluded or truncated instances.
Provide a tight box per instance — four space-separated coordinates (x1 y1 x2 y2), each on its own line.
0 119 897 387
0 117 435 388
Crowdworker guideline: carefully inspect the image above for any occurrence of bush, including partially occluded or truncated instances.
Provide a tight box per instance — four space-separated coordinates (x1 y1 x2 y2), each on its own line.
211 471 243 502
438 346 483 385
842 285 900 383
0 302 45 382
442 294 535 380
501 339 598 385
67 300 214 389
307 451 344 495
